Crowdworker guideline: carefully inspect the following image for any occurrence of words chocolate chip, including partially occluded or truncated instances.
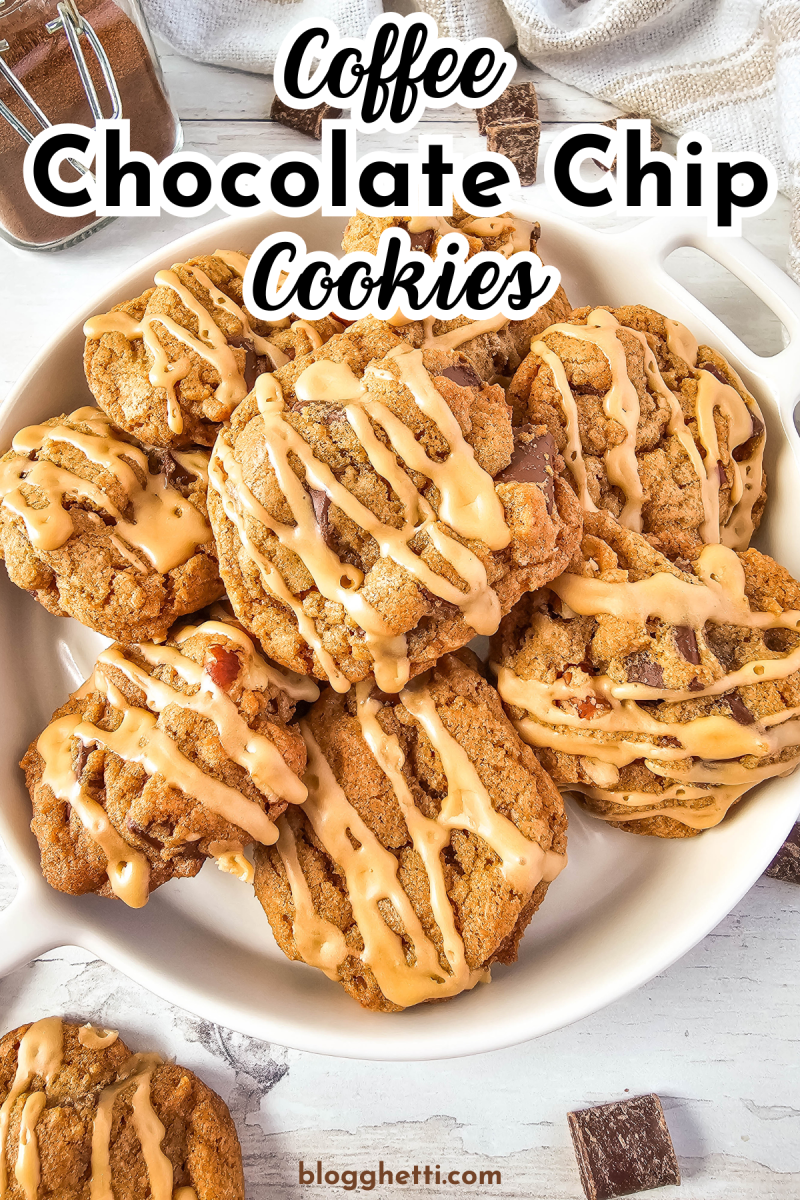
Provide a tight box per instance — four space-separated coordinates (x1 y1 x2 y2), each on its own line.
723 691 755 725
625 653 664 689
437 362 482 389
674 625 701 665
568 1093 680 1200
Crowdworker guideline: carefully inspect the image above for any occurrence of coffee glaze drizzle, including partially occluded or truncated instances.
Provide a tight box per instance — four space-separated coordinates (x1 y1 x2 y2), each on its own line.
0 408 210 572
0 1018 206 1200
90 1053 173 1200
0 1018 63 1200
273 684 565 1008
494 545 800 829
209 346 512 693
35 621 312 907
533 310 764 548
83 252 325 435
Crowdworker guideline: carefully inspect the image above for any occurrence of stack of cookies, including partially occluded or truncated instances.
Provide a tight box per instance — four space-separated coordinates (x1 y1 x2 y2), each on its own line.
3 209 793 1014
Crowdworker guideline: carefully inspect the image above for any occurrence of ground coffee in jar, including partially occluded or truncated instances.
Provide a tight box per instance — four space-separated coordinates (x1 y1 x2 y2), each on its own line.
0 0 180 250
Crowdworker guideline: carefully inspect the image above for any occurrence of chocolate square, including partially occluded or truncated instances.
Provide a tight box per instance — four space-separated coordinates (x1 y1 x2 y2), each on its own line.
270 95 342 139
765 822 800 883
596 115 663 171
568 1094 680 1200
477 81 539 134
486 121 540 186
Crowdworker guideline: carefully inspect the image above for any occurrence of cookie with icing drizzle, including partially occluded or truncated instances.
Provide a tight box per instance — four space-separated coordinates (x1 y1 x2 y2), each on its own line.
83 250 343 447
207 317 582 693
21 612 318 907
0 407 222 643
253 651 567 1011
342 207 572 382
508 304 766 560
0 1017 244 1199
491 510 800 837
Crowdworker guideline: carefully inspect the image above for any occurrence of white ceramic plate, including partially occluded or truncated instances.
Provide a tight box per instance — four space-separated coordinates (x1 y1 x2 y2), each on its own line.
1 208 800 1061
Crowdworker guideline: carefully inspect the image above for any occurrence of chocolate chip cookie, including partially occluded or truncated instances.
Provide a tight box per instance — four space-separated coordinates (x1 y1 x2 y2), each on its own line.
342 207 572 381
508 304 766 560
0 407 222 643
253 651 567 1011
0 1017 244 1199
491 510 800 837
21 611 317 905
208 317 582 693
84 251 342 447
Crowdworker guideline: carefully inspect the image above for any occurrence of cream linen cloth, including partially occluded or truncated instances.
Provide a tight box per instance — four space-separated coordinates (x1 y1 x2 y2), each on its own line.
415 0 800 282
141 0 800 282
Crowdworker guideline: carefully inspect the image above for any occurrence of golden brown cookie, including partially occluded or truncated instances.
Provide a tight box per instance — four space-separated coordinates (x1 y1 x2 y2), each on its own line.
0 1018 244 1199
342 206 572 381
507 304 766 560
21 611 318 906
83 251 342 448
491 510 800 837
0 407 222 643
253 651 567 1011
207 317 582 692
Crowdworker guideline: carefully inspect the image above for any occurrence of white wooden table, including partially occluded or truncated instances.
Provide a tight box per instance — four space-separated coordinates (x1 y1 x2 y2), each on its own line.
0 46 798 1200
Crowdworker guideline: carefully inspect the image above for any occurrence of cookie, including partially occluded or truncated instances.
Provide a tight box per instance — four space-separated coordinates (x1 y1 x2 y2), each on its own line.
507 304 766 560
341 206 572 381
21 611 318 906
208 318 583 693
83 250 342 447
491 510 800 837
253 651 567 1011
0 407 222 643
0 1017 244 1199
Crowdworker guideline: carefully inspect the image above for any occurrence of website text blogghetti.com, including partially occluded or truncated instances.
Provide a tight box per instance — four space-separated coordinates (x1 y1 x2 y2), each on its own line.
299 1161 502 1190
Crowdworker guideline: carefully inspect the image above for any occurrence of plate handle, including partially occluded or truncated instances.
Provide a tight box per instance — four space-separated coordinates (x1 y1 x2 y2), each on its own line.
0 888 67 977
609 217 800 430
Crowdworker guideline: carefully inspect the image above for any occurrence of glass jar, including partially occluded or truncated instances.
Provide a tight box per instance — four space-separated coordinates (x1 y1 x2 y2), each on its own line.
0 0 182 250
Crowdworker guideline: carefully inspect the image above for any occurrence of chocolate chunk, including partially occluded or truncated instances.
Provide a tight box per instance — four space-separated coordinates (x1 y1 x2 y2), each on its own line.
437 362 482 389
625 653 664 688
370 687 402 706
568 1094 680 1200
308 487 336 547
229 335 269 390
674 625 700 665
700 362 729 386
205 645 240 691
595 116 662 171
722 691 755 725
717 460 727 488
764 628 787 652
486 121 540 186
688 678 703 692
476 82 539 134
146 449 197 490
495 428 557 514
399 221 435 253
270 95 342 139
765 822 800 883
732 410 765 463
